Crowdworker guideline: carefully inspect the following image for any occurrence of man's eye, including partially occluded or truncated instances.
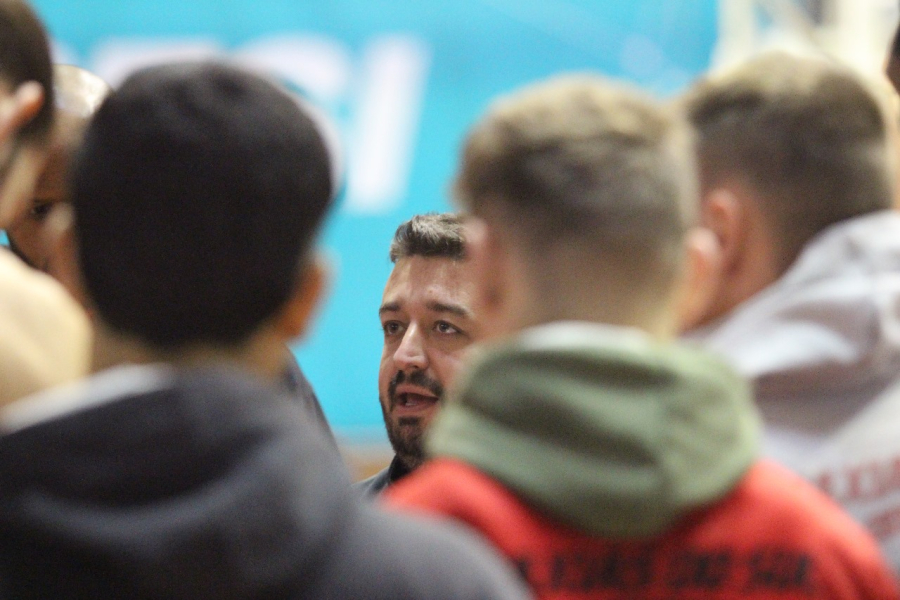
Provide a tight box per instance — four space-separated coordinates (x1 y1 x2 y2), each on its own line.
29 202 53 221
434 321 461 335
382 321 404 336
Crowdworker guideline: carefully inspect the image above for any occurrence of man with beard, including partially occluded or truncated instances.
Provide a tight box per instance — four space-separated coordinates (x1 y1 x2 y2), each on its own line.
355 213 476 497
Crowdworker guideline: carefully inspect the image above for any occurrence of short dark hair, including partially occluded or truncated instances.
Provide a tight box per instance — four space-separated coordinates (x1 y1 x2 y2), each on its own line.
684 53 895 273
389 212 466 263
0 0 54 143
72 61 333 349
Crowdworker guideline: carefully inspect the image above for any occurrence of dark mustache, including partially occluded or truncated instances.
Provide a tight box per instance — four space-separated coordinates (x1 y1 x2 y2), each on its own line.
388 370 444 406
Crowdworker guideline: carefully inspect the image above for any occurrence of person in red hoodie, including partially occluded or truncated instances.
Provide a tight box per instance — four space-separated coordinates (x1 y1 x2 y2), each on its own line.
385 73 900 599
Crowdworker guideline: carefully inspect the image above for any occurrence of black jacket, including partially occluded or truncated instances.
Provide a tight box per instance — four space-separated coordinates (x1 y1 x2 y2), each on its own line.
0 366 530 600
354 455 410 498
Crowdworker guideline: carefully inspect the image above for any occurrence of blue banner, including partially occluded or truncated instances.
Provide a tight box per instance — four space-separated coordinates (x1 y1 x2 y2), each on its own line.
30 0 718 439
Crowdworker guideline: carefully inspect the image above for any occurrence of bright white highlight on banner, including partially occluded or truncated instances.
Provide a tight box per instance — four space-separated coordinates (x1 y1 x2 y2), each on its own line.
234 35 353 103
91 39 220 87
62 34 432 216
715 0 899 75
345 37 431 214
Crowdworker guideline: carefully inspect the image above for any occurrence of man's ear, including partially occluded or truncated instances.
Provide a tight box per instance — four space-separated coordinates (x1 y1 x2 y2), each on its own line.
465 217 512 341
0 83 47 227
274 253 330 342
0 82 44 142
676 226 722 332
701 187 745 275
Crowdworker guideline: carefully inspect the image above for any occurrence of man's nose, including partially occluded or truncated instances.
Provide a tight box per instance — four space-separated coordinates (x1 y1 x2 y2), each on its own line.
394 324 428 371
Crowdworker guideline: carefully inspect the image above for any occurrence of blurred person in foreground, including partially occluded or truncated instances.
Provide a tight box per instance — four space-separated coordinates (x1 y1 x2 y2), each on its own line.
0 61 531 600
682 53 900 571
5 64 108 274
0 1 90 407
0 0 54 227
385 74 899 599
5 64 336 444
886 21 900 95
355 212 477 496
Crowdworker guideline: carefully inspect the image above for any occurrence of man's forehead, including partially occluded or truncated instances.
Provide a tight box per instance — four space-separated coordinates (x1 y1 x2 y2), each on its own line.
381 255 473 310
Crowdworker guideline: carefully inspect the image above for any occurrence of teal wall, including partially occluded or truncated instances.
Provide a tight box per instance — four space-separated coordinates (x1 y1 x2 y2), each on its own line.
29 0 718 440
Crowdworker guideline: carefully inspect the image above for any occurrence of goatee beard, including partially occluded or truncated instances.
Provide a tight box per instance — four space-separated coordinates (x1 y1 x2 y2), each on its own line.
381 370 444 469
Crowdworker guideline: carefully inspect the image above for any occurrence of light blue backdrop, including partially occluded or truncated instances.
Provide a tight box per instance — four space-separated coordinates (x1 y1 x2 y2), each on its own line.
30 0 718 440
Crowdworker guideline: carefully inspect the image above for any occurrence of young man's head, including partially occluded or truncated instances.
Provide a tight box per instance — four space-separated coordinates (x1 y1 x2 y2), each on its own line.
455 75 702 340
0 0 54 227
683 53 896 328
70 61 333 375
7 65 109 272
378 213 476 472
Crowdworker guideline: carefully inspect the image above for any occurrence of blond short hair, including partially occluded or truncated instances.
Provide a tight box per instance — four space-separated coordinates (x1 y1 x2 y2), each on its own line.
684 53 896 273
455 75 697 300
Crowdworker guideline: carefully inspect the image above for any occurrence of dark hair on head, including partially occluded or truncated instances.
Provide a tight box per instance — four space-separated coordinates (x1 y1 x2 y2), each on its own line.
0 0 54 143
389 212 466 263
72 61 333 349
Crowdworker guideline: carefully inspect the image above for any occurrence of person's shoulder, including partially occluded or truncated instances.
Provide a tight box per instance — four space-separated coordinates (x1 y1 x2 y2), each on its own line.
707 460 900 599
330 502 531 600
734 460 878 535
353 465 393 498
386 458 505 509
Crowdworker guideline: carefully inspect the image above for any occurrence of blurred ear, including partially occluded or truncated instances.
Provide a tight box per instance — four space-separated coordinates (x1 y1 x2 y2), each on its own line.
0 82 48 227
274 253 330 342
701 187 745 275
676 226 722 333
0 82 44 143
465 216 512 341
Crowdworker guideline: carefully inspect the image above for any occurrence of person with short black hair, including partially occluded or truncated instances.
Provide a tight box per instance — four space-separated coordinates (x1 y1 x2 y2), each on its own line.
3 62 336 442
0 61 530 600
386 73 899 599
355 212 475 497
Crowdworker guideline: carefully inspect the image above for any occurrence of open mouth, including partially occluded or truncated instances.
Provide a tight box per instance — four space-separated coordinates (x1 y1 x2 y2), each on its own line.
398 392 438 409
392 387 440 416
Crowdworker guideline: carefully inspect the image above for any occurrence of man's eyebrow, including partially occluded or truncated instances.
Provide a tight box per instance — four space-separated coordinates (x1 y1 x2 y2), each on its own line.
427 301 471 317
378 302 401 316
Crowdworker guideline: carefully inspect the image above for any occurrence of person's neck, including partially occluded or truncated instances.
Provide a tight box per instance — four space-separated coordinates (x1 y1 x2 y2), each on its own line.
521 290 679 342
92 322 287 382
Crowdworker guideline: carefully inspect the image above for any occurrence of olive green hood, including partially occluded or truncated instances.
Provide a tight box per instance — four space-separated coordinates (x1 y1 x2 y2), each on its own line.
427 322 760 539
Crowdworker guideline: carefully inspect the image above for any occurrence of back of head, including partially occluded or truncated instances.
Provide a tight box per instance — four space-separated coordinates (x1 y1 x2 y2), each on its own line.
455 75 697 319
0 0 53 143
72 61 333 349
684 53 896 273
